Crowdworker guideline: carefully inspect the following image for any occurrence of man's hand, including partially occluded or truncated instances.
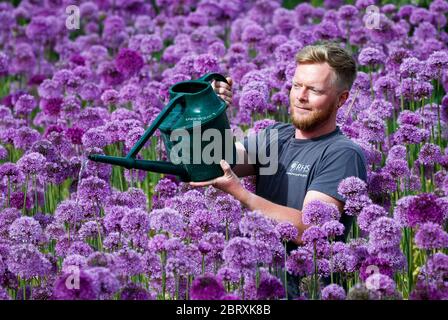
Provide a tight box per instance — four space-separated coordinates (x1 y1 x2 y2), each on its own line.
212 77 233 107
189 159 245 197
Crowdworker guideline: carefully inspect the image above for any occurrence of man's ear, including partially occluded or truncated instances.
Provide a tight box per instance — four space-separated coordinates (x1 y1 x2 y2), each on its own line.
337 90 349 108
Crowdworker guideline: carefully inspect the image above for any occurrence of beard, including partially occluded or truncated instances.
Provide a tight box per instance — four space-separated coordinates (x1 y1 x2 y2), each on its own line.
289 103 336 132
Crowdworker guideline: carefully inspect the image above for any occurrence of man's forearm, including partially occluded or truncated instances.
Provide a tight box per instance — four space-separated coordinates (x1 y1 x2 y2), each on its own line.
232 185 307 244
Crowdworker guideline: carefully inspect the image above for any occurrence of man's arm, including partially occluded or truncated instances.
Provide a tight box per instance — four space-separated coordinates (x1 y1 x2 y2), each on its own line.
235 185 344 245
190 160 344 245
232 141 257 177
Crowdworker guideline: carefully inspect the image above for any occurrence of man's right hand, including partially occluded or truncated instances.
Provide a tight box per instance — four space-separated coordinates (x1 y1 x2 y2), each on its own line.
212 77 233 107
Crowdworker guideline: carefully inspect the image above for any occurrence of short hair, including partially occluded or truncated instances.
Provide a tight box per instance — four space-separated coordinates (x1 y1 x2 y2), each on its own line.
295 41 357 91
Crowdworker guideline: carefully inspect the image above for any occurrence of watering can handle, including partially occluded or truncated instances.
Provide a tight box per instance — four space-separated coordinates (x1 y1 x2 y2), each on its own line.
126 94 186 159
198 73 229 84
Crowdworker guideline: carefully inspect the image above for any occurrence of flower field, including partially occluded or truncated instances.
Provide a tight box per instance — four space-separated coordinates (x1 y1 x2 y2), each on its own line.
0 0 447 300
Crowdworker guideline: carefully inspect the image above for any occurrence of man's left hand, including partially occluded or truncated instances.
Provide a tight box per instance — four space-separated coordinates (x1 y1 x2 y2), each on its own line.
189 160 244 197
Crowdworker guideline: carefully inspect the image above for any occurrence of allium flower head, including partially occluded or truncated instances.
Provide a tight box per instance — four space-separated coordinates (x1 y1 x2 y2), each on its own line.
369 217 401 249
338 177 368 199
149 207 185 237
9 216 43 244
190 274 226 300
115 48 144 78
414 222 448 250
53 270 99 300
321 284 346 300
394 193 445 227
16 152 46 175
302 199 340 225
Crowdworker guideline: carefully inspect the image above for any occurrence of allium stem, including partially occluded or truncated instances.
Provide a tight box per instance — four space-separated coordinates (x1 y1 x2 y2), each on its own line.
22 174 29 215
284 241 288 299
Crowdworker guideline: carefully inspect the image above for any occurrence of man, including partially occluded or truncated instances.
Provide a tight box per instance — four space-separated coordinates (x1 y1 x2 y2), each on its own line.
190 42 367 297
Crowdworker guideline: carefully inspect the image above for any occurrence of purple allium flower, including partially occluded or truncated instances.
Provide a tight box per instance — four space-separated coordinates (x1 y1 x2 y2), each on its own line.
147 233 168 255
276 222 299 242
344 194 372 216
359 255 395 281
369 217 401 249
120 282 154 300
6 244 51 280
399 57 423 78
365 273 397 298
62 254 87 273
101 89 119 106
87 267 120 299
140 34 163 54
14 94 36 117
322 220 345 239
103 232 122 251
79 82 101 101
193 53 220 75
0 52 8 77
149 207 185 237
38 79 62 100
384 159 410 179
166 189 207 218
0 145 7 160
190 209 219 233
338 177 368 199
302 225 326 244
82 127 110 149
78 221 102 241
410 252 448 300
0 208 21 236
321 284 346 300
239 210 276 240
256 272 284 300
202 232 226 260
113 248 144 277
115 48 144 78
414 222 448 250
358 204 388 232
67 241 94 258
223 237 258 273
417 143 442 166
8 216 43 244
394 193 445 227
103 206 128 233
241 23 266 44
16 152 46 176
190 274 226 300
0 162 24 184
302 200 340 225
78 176 110 205
53 270 99 300
286 248 314 277
13 127 41 151
358 47 386 66
54 200 84 226
120 208 150 238
239 89 268 114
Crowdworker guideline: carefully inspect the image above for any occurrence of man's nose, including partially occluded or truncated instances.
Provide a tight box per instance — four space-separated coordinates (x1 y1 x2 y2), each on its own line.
297 87 308 102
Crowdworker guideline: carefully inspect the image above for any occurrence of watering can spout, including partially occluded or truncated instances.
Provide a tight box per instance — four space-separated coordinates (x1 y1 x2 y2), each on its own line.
87 154 188 178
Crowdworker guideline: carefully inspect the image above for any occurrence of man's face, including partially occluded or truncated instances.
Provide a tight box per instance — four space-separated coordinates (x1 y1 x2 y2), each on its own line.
289 63 341 132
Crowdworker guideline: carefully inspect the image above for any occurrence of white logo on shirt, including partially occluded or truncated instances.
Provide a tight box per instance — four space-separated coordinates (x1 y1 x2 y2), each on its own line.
287 161 311 177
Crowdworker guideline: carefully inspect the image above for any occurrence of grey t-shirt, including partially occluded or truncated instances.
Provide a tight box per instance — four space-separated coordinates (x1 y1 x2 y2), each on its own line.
243 121 367 241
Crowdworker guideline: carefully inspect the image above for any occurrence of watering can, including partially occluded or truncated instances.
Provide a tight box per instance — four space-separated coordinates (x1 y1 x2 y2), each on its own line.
88 73 237 182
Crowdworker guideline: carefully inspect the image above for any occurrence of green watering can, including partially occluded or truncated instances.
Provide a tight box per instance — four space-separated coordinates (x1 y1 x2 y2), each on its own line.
88 73 237 182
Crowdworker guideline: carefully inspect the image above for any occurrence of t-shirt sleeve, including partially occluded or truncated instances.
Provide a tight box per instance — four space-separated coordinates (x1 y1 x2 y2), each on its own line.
307 147 367 203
